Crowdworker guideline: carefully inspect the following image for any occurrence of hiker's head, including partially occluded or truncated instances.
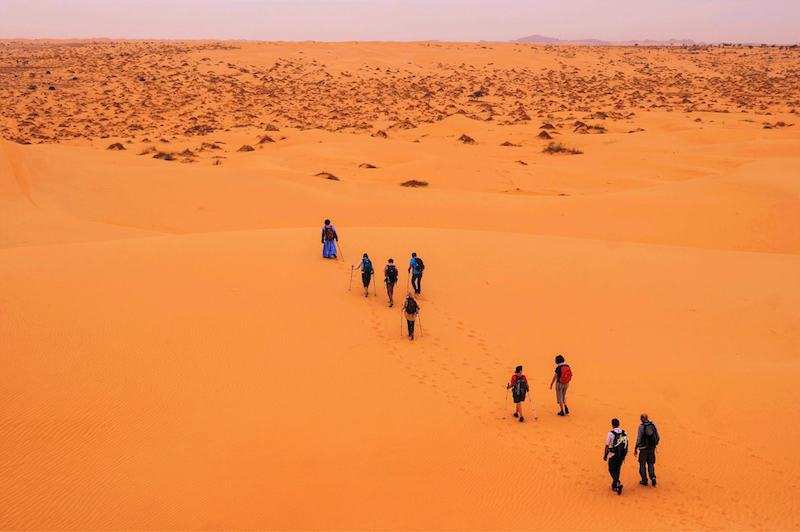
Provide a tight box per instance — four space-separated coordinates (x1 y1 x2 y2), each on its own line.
555 355 565 364
324 219 330 225
612 418 620 428
388 258 394 263
515 365 523 374
407 292 413 299
363 253 368 258
640 413 649 422
412 252 417 257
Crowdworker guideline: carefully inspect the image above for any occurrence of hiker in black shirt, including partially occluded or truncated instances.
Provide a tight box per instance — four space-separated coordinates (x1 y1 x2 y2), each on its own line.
384 259 398 307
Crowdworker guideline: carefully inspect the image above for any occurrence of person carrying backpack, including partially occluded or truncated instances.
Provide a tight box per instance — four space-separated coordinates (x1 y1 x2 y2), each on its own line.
352 253 374 297
321 219 338 259
634 413 660 486
408 252 424 296
384 259 398 307
549 355 572 416
403 293 419 340
604 418 628 495
507 366 529 422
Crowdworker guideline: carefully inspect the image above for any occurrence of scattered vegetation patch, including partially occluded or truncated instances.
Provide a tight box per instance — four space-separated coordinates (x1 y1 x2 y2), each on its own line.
542 142 583 155
500 141 520 147
537 131 553 140
138 145 157 155
315 172 340 181
458 134 475 144
107 142 126 150
178 149 195 157
257 135 275 144
401 180 428 187
359 163 377 169
264 123 280 132
153 150 177 161
237 145 255 152
372 130 388 139
212 159 222 166
199 142 221 152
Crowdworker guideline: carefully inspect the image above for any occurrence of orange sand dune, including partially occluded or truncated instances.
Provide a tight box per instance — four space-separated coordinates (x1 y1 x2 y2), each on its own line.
1 41 799 531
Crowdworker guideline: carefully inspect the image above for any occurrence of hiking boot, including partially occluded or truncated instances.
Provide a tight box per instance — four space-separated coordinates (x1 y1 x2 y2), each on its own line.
564 406 569 415
513 413 518 418
557 411 565 416
639 480 648 486
519 416 524 422
411 333 414 340
617 484 623 495
389 303 393 307
651 478 657 487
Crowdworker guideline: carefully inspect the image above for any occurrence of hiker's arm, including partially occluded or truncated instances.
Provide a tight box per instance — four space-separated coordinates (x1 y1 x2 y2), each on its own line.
604 445 609 460
549 373 557 388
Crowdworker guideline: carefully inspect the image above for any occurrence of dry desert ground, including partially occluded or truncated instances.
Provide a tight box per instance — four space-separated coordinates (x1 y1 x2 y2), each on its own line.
1 40 799 530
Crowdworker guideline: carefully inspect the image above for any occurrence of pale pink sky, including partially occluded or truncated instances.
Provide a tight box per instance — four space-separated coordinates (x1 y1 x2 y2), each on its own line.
0 0 797 43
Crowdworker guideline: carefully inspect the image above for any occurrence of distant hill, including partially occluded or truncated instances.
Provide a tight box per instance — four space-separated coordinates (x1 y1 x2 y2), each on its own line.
512 34 702 46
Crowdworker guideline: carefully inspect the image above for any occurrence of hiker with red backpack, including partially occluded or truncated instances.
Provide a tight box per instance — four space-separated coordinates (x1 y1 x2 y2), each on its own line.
321 219 338 259
634 413 660 487
604 418 628 495
549 355 572 416
403 293 419 340
384 259 398 307
507 366 529 422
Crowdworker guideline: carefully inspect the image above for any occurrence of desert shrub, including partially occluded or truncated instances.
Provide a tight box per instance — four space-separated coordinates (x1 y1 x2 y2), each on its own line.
542 142 582 155
401 180 428 187
138 145 156 155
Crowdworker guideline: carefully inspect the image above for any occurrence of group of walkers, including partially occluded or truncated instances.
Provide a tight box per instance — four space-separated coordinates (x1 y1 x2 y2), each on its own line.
508 359 662 496
324 219 662 494
322 220 425 340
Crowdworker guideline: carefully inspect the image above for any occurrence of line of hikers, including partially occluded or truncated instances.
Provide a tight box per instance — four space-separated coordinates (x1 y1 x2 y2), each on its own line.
509 359 661 495
323 220 425 340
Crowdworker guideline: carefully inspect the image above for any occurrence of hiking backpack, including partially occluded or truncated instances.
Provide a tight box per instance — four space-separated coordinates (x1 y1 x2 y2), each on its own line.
558 364 572 384
612 430 629 459
642 422 659 448
386 265 398 283
362 258 373 273
406 298 418 314
325 226 335 241
513 374 528 397
414 257 425 272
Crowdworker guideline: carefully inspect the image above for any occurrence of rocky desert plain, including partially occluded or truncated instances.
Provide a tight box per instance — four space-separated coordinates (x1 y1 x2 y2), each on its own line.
1 40 799 530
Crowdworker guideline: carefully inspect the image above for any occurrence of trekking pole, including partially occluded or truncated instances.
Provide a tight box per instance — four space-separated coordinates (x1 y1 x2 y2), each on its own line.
338 241 344 262
528 394 538 420
400 306 404 337
406 270 410 294
373 272 377 296
348 267 354 291
418 311 423 338
503 388 509 419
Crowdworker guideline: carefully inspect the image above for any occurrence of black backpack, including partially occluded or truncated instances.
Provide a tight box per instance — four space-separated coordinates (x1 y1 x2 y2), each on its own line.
414 257 425 272
513 374 528 396
405 298 418 314
612 430 629 459
386 265 398 283
362 258 373 273
642 422 659 448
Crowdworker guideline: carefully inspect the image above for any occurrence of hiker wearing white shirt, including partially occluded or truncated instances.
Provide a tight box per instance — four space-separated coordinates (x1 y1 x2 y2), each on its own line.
604 418 628 495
